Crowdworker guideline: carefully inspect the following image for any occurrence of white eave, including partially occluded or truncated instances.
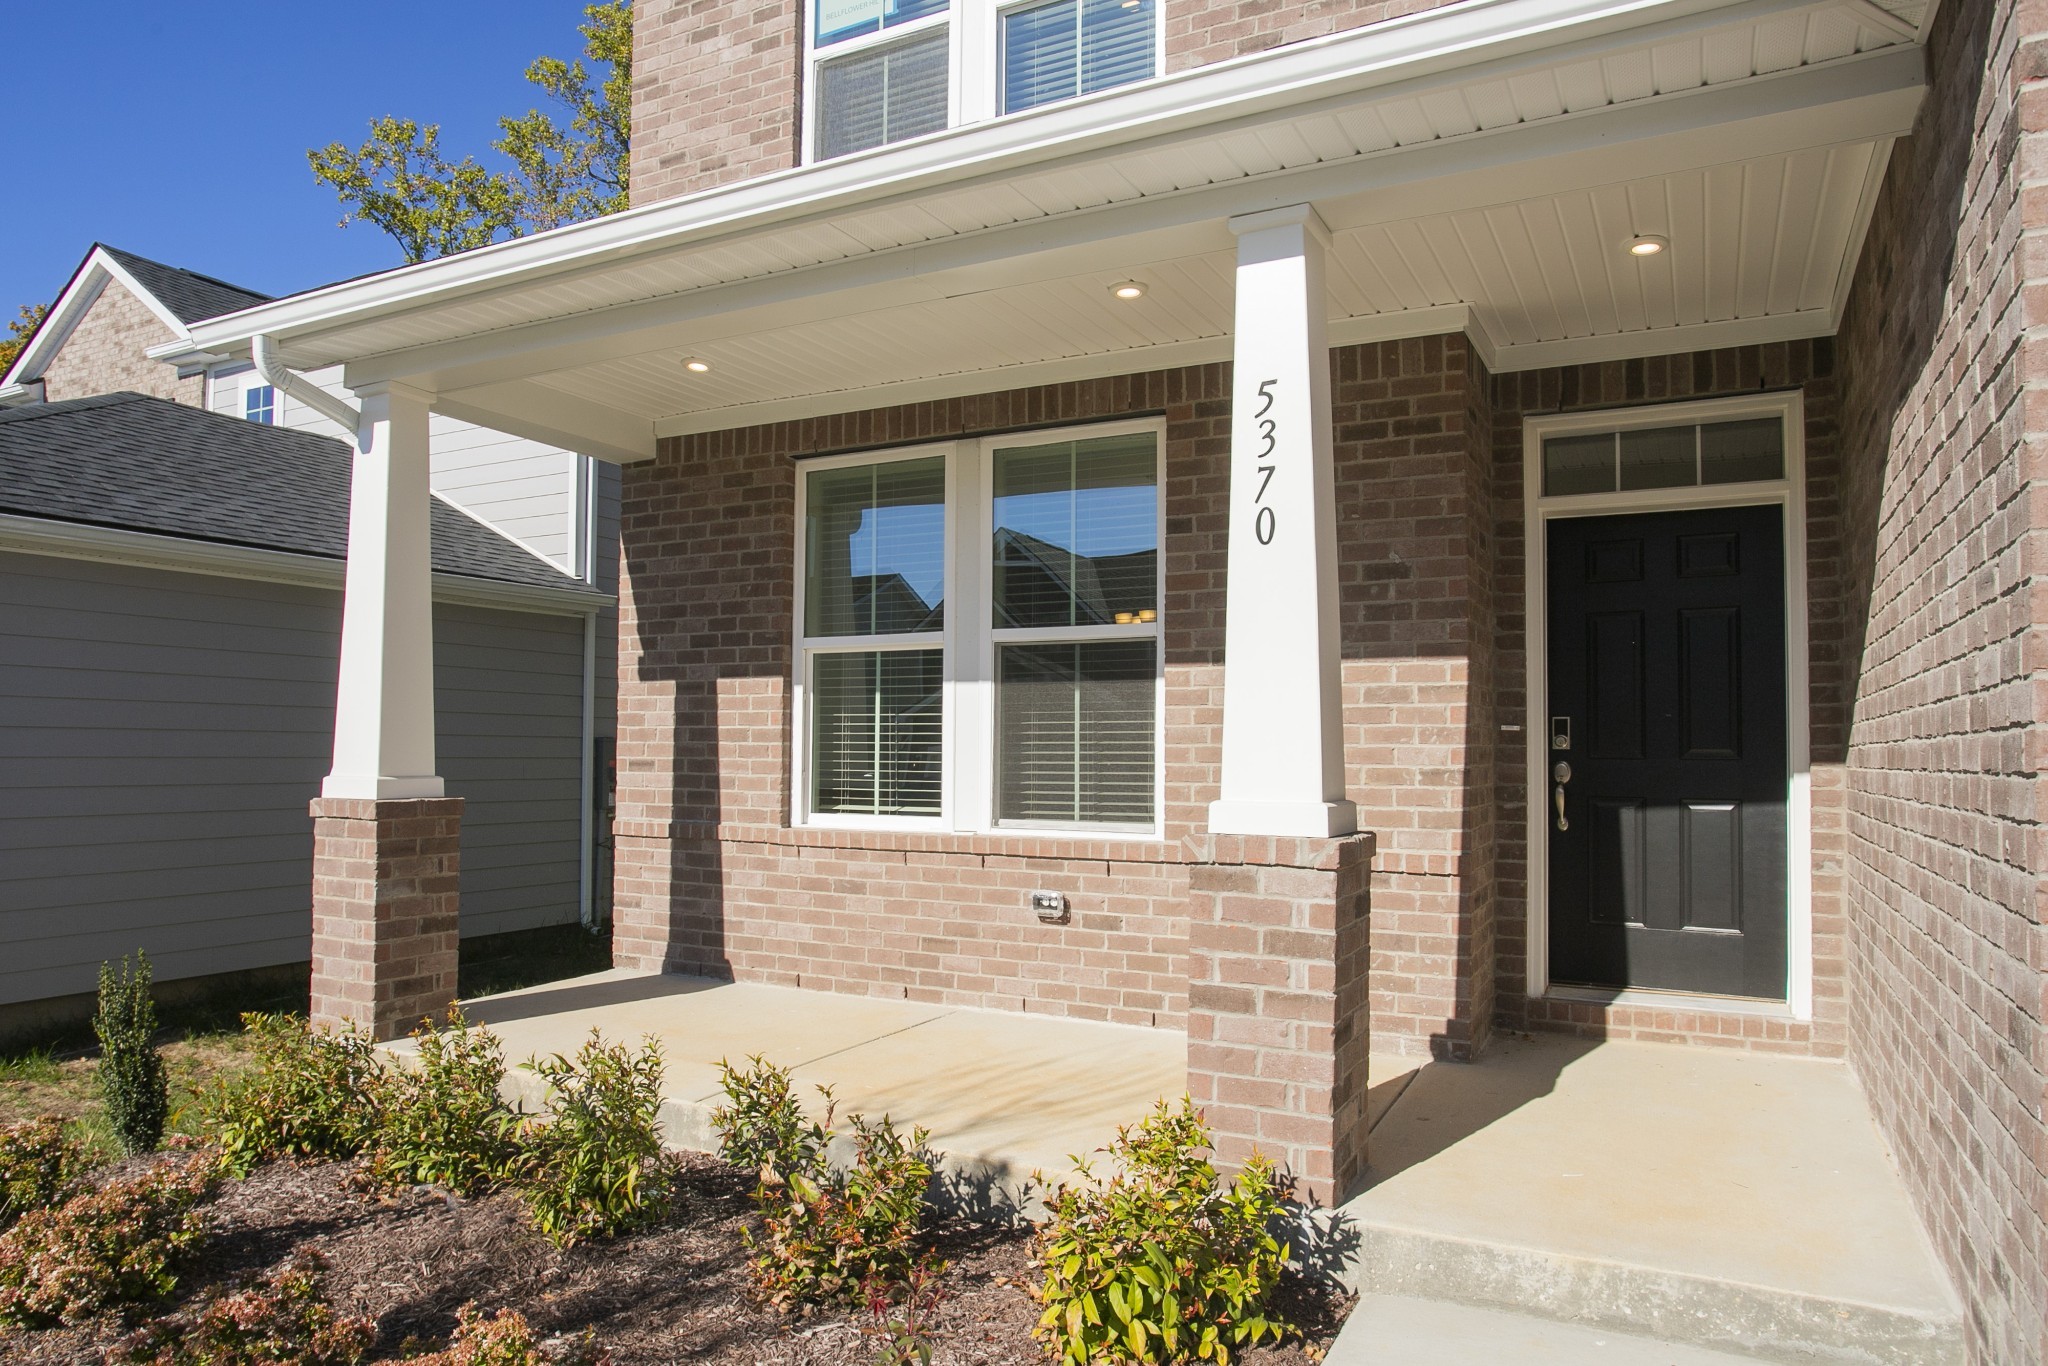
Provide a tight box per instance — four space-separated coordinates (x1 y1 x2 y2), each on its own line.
184 0 1927 459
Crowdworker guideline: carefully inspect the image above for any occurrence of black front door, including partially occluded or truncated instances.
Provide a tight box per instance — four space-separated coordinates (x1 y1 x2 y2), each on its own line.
1546 504 1788 999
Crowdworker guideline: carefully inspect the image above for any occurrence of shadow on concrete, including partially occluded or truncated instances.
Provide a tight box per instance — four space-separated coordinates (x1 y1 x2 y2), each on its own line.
1358 1035 1582 1191
457 970 721 1027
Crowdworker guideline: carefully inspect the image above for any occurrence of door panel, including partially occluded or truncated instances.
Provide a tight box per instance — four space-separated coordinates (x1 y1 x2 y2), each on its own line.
1547 504 1788 998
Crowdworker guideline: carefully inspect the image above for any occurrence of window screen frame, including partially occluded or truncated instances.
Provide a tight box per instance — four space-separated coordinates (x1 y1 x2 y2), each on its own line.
791 418 1166 838
802 0 1162 163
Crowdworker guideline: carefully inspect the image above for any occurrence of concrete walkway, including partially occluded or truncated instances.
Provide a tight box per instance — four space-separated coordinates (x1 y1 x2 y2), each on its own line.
404 970 1188 1207
1335 1034 1964 1365
1328 1295 1779 1364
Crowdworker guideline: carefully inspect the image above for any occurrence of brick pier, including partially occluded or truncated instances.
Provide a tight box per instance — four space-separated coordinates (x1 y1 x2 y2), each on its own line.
308 797 463 1041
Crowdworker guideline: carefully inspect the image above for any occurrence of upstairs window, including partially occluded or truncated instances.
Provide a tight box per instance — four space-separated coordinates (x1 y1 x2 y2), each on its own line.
1001 0 1156 115
807 0 1159 161
244 384 276 425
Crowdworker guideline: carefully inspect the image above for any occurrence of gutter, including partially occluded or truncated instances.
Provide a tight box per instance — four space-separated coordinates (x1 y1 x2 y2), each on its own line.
251 334 361 433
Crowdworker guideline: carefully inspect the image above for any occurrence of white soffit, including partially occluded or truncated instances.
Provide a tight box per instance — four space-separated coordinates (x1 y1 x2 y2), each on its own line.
549 139 1882 433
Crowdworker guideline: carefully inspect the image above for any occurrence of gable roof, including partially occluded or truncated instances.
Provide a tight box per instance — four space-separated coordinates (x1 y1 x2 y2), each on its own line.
0 393 589 595
95 246 271 325
2 244 272 391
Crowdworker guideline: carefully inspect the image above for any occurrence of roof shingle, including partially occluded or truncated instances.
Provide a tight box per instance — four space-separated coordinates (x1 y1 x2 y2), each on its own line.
98 245 273 325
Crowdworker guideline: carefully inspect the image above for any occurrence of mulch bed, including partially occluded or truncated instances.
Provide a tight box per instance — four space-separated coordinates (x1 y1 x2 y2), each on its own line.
5 1153 1351 1364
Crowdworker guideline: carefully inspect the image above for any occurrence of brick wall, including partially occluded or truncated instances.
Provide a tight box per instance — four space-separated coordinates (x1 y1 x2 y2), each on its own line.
1165 0 1470 72
1830 0 2048 1357
630 0 803 205
1487 342 1846 1056
614 342 1503 1045
38 279 201 406
1334 336 1496 1059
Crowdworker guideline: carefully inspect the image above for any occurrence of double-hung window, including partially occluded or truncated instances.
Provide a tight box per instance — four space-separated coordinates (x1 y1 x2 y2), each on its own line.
806 0 1160 162
796 420 1163 834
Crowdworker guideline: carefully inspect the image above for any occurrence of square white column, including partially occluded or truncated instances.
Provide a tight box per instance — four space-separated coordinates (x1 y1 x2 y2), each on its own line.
1207 205 1357 838
322 380 444 800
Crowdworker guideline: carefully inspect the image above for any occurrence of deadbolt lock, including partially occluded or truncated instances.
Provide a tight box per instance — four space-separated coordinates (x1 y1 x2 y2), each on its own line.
1552 761 1571 784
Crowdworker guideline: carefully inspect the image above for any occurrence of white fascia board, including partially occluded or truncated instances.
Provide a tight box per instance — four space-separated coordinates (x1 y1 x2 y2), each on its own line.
1488 308 1838 371
0 515 613 617
431 382 657 464
0 382 40 407
183 0 1836 358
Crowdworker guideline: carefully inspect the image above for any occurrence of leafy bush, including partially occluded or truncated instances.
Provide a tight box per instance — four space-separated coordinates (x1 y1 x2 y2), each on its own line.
114 1252 375 1365
1034 1097 1292 1365
0 1116 89 1229
369 1005 516 1195
0 1153 216 1326
96 953 170 1156
211 1014 385 1178
407 1304 606 1366
709 1055 826 1178
714 1054 940 1310
511 1032 669 1246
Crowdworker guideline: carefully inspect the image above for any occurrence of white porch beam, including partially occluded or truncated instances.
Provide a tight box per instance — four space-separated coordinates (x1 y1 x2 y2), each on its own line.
429 381 657 465
324 381 444 800
1208 206 1358 839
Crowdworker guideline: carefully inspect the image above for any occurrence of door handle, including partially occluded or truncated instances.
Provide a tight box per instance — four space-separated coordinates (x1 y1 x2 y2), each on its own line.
1554 784 1569 832
1551 761 1570 832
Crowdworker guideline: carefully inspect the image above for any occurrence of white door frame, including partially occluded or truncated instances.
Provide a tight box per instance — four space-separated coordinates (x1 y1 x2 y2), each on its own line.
1520 390 1811 1018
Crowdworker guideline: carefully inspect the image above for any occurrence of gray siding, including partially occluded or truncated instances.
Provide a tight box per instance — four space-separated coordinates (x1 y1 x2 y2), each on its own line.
0 551 589 1006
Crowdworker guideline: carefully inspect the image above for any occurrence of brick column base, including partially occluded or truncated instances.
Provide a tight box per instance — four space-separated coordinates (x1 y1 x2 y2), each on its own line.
309 797 463 1041
1185 833 1373 1205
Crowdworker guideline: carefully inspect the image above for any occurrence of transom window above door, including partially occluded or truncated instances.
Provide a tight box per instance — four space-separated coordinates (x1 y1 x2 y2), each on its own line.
1541 416 1784 498
795 420 1163 834
807 0 1160 162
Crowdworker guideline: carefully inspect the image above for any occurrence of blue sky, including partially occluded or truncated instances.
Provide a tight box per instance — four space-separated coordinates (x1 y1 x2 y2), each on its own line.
2 2 599 315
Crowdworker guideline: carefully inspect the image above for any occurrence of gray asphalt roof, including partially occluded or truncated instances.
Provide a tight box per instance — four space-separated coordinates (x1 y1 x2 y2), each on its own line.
0 393 592 594
97 245 274 325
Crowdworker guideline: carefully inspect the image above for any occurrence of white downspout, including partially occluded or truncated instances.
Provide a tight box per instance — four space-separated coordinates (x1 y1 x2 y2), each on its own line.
251 334 361 434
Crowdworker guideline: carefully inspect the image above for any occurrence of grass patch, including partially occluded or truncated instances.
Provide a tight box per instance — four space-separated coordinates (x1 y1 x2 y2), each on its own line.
0 1032 261 1159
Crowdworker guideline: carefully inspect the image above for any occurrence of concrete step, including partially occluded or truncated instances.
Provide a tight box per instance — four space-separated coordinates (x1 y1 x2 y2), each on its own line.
1327 1293 1783 1365
1338 1038 1966 1366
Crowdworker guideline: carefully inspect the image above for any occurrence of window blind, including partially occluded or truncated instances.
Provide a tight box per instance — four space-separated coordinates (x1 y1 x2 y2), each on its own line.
818 28 950 159
811 650 944 816
1001 0 1155 116
996 640 1156 826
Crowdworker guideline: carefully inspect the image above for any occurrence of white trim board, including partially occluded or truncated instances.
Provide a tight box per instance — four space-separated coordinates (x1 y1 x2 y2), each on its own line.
0 515 612 618
1518 390 1813 1019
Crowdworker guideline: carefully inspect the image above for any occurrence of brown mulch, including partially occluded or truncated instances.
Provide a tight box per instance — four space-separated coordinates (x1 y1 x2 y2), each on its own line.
3 1153 1352 1364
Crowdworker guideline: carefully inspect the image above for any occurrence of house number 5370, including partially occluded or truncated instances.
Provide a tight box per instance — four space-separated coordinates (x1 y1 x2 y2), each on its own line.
1252 378 1279 545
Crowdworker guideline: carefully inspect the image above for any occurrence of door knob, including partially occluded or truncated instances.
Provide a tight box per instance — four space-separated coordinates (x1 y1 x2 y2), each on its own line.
1552 761 1572 784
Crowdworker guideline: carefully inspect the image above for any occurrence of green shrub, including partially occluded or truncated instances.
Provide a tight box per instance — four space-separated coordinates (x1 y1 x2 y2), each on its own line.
369 1005 517 1195
714 1054 939 1310
408 1304 606 1366
511 1032 669 1246
211 1014 385 1177
114 1252 375 1365
709 1055 827 1178
0 1116 89 1229
0 1153 216 1326
96 953 170 1156
1033 1097 1292 1365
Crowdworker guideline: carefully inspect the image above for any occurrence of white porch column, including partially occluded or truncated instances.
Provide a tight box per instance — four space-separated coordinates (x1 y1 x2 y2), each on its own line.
1207 205 1357 838
322 380 443 800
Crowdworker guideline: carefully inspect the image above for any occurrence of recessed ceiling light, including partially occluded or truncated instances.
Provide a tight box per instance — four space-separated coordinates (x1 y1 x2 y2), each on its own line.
1110 280 1146 300
1627 235 1669 257
682 357 711 373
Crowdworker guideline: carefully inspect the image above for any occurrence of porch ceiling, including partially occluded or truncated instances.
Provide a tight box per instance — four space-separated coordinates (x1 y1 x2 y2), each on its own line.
182 0 1926 461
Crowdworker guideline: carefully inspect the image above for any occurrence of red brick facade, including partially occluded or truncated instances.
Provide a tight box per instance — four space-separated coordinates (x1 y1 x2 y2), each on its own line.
308 797 463 1042
1186 834 1373 1203
1829 0 2048 1358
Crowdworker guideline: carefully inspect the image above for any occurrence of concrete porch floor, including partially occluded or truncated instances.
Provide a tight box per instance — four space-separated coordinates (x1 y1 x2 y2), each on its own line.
1340 1034 1964 1364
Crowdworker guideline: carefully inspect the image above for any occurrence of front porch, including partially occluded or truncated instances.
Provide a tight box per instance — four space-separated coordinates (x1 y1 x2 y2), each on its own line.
402 975 1961 1362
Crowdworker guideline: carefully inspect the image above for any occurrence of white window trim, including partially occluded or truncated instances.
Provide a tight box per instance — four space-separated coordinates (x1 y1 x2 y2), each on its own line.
801 0 1164 163
791 416 1167 839
1520 390 1812 1020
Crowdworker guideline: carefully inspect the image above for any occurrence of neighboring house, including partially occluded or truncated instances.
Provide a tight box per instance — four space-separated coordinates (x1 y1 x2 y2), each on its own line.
159 0 2040 1358
0 394 607 1021
0 246 621 1024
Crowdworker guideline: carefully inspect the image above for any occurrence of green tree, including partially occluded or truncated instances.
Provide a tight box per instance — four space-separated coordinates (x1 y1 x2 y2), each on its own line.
95 953 169 1156
308 1 631 264
0 303 47 374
